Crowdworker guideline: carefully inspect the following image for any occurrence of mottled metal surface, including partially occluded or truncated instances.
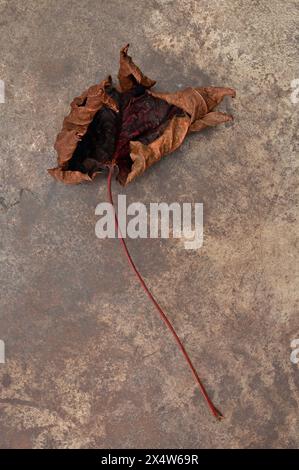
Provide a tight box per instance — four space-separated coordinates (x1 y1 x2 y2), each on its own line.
0 0 298 449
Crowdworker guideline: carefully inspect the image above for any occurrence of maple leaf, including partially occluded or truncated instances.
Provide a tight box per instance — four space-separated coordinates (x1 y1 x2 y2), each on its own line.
48 44 235 185
48 45 236 420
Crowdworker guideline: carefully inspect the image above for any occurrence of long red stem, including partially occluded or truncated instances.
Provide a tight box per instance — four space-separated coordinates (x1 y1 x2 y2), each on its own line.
107 165 223 420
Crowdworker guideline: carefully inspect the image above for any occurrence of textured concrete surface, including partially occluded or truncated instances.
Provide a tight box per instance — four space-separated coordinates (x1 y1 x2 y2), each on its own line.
0 0 298 449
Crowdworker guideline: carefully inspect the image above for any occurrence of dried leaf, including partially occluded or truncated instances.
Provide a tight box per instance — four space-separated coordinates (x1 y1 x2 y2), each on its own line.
47 45 236 419
48 45 235 185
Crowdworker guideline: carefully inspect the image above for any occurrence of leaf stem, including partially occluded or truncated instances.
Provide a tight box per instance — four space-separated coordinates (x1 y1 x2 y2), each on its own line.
107 165 223 420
